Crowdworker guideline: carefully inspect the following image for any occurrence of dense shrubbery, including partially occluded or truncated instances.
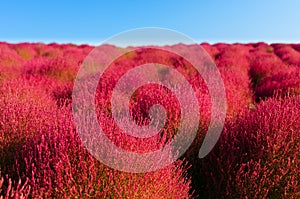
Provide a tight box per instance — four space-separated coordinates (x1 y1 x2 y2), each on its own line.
193 96 300 198
0 42 299 198
272 44 300 67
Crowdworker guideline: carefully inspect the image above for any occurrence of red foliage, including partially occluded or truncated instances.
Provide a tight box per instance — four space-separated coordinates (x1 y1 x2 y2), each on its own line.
22 56 78 82
200 42 219 60
0 42 299 198
0 43 192 198
0 43 24 67
255 66 300 98
13 43 37 60
193 96 300 198
215 44 252 72
272 44 300 67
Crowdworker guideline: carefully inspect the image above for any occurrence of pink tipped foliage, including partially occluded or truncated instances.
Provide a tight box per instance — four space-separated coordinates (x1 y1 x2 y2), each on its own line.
272 44 300 67
215 44 252 72
13 43 37 60
200 42 220 60
22 56 78 82
255 66 300 98
0 43 24 67
0 43 192 198
193 96 300 198
0 42 300 198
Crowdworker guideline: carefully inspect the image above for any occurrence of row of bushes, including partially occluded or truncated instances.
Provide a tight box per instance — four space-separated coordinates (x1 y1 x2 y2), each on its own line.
0 42 299 198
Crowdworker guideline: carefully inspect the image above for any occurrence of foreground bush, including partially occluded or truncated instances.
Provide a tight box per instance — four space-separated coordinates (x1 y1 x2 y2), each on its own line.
193 95 300 198
0 75 192 198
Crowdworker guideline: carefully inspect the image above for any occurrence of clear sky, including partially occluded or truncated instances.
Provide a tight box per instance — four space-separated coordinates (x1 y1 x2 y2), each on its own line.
1 0 300 45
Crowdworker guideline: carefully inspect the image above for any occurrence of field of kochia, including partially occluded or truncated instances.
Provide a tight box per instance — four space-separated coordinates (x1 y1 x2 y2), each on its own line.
0 42 299 198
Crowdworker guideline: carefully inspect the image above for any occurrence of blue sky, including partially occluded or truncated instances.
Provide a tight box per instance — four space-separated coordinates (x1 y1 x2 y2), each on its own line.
1 1 299 45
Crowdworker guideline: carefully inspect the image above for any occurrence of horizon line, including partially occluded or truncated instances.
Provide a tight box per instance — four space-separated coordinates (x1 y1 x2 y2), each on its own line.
1 39 300 47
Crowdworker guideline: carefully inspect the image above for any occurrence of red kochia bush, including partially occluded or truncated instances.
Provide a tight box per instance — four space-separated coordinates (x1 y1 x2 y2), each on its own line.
248 47 297 100
292 44 300 52
0 174 31 199
0 43 24 67
0 63 192 198
210 44 254 116
195 95 300 198
255 66 300 98
213 43 230 52
13 43 37 60
22 56 78 82
249 49 300 99
33 43 62 58
249 52 287 84
200 42 220 60
272 44 300 67
218 66 253 116
0 77 58 172
250 42 274 54
215 44 252 72
1 42 300 198
6 103 192 198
